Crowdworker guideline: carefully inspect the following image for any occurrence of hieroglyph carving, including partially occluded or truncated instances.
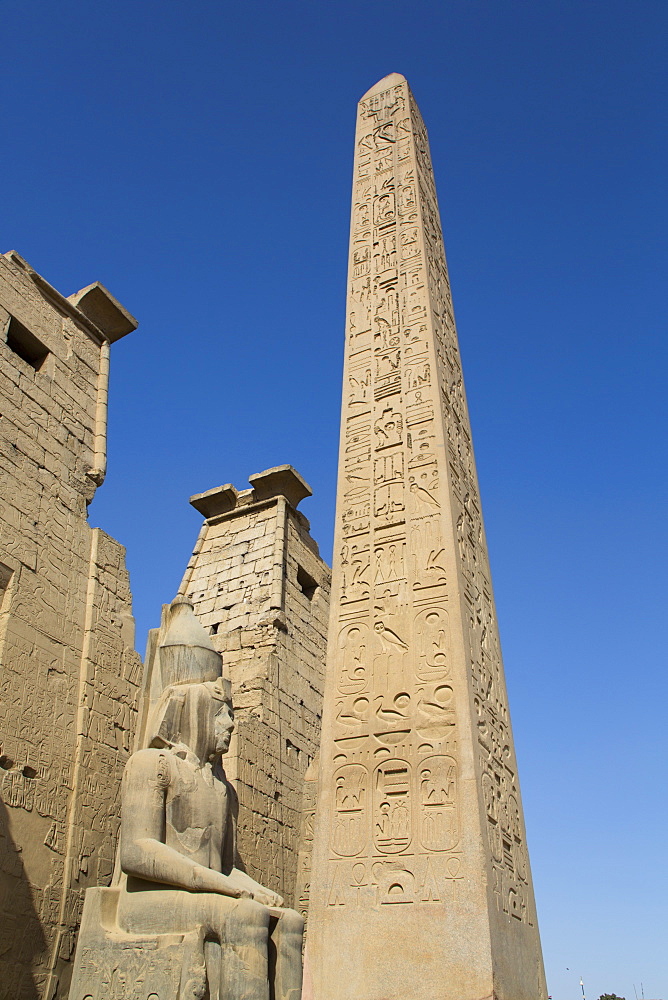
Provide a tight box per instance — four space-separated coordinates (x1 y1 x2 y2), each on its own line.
306 74 546 1000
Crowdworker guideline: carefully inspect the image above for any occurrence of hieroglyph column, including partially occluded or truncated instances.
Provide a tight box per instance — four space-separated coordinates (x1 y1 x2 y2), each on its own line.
306 74 547 1000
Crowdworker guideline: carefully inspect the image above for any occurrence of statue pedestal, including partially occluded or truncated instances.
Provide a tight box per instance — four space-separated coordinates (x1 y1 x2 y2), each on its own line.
69 888 207 1000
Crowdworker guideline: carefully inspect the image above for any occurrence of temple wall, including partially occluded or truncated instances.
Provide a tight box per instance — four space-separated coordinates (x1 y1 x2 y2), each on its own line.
0 252 142 1000
179 471 330 906
0 250 329 995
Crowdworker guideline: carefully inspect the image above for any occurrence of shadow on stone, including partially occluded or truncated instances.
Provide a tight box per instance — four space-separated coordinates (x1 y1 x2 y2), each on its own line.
0 792 47 1000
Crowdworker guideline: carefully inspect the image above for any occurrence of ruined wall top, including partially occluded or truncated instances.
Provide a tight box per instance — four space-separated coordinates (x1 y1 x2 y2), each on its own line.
3 251 137 345
190 465 313 521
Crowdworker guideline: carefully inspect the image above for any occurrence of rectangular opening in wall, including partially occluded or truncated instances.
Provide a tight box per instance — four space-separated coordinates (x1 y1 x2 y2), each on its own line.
297 565 318 601
5 316 49 371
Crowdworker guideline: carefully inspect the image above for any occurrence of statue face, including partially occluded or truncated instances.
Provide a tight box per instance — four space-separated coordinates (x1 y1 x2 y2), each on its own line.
150 681 234 764
211 697 234 760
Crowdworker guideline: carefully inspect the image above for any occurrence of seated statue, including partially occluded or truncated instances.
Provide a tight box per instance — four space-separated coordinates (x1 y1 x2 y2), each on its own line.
69 595 304 1000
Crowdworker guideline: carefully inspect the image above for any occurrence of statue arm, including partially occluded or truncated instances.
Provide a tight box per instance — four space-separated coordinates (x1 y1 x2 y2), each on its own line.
120 750 245 898
227 867 284 907
220 778 283 907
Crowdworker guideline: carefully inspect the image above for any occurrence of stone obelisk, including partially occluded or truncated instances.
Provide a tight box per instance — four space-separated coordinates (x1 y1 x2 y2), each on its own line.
305 74 547 1000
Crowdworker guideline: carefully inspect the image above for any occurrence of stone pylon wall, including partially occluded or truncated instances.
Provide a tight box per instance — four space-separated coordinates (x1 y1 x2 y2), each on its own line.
0 252 142 1000
305 75 547 1000
175 468 330 906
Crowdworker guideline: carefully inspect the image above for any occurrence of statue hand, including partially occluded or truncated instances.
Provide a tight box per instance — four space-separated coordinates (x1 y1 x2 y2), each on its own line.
251 887 283 907
194 868 247 898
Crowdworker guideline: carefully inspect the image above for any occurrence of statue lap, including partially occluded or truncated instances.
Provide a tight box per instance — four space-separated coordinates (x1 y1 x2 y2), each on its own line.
69 882 304 1000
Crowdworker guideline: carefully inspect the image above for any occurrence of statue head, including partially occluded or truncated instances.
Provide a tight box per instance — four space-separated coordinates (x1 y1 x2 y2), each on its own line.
147 595 234 763
149 678 234 764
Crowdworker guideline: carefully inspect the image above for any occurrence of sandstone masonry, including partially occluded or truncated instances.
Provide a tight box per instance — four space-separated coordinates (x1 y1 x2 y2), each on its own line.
163 466 330 907
0 252 142 1000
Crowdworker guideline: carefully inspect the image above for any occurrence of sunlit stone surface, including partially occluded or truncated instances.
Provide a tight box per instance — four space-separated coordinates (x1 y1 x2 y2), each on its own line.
304 74 547 1000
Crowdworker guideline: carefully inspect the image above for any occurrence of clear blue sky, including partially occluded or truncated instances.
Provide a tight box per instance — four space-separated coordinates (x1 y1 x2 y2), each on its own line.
2 3 666 997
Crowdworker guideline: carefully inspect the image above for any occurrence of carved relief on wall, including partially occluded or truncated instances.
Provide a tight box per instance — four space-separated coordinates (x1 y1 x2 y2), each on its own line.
332 763 368 857
414 607 450 680
416 683 455 742
373 759 411 854
419 755 459 851
336 622 370 695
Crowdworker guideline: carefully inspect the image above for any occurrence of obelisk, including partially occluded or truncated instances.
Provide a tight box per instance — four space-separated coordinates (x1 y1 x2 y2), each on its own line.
305 74 547 1000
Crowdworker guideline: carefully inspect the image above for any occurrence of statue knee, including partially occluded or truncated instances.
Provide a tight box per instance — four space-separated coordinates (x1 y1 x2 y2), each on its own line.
278 908 305 939
233 896 271 931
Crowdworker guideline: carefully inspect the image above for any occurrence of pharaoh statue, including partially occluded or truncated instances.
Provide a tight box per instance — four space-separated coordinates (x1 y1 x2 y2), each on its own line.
69 595 304 1000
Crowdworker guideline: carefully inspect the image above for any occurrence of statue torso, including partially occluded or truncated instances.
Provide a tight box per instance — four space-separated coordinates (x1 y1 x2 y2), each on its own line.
163 750 230 871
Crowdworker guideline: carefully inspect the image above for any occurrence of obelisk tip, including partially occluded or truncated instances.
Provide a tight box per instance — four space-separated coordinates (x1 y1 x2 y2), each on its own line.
359 73 407 102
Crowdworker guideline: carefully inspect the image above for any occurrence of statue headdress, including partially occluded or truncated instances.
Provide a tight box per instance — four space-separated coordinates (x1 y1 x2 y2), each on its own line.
137 595 231 753
158 594 222 688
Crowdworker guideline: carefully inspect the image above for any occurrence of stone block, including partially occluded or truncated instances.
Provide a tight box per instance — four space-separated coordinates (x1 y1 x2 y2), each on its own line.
69 888 199 1000
189 483 239 519
67 282 138 342
248 465 312 508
